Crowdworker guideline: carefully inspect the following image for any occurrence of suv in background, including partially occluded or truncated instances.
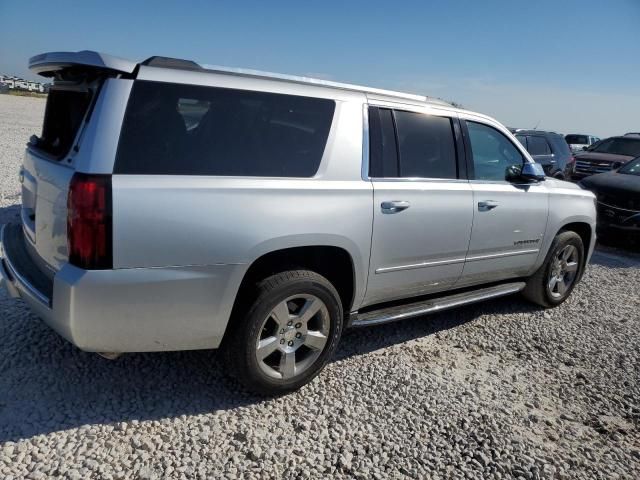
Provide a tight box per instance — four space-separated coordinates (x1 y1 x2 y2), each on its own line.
0 51 597 395
571 135 640 180
578 157 640 238
565 134 600 153
512 129 573 179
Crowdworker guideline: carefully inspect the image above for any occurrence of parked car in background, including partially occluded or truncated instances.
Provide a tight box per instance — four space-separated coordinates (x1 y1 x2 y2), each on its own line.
570 136 640 180
578 157 640 237
512 129 573 179
0 50 597 395
565 134 600 153
624 132 640 138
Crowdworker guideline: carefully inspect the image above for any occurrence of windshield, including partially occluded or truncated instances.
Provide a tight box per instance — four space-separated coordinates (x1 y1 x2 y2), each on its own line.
618 157 640 175
591 137 640 157
565 134 588 144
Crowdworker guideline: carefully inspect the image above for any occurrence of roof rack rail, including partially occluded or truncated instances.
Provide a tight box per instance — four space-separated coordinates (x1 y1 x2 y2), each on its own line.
140 55 448 105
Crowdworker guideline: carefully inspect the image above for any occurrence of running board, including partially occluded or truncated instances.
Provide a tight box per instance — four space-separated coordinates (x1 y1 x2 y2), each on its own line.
351 282 526 327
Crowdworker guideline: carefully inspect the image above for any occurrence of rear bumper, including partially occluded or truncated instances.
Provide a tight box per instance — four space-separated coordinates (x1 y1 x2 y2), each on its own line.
1 223 244 352
0 224 53 309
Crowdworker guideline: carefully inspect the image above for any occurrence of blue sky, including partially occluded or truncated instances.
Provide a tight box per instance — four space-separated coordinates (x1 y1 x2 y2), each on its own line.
1 0 639 137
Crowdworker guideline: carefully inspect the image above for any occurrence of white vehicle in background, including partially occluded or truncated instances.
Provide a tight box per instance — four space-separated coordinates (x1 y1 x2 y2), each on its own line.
565 134 600 153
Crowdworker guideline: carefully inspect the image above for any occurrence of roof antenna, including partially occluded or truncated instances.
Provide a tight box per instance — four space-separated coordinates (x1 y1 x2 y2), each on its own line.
533 120 541 130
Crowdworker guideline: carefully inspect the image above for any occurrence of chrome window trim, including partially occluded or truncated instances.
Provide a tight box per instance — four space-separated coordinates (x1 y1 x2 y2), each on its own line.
369 177 470 184
467 179 542 186
361 103 370 181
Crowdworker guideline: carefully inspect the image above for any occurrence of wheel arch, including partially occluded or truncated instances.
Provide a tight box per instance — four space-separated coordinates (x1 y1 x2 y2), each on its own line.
558 221 592 255
556 221 594 281
231 244 358 322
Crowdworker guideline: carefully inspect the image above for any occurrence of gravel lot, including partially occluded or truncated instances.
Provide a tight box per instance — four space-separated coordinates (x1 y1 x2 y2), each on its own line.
1 94 639 479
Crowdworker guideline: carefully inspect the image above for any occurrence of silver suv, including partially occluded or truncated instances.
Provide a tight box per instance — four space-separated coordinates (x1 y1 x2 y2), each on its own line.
0 51 596 394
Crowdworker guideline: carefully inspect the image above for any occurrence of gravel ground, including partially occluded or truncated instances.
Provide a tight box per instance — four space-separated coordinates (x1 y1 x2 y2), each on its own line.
1 94 639 479
0 95 43 225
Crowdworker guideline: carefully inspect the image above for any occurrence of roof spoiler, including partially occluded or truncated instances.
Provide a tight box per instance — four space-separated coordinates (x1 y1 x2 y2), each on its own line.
29 50 137 77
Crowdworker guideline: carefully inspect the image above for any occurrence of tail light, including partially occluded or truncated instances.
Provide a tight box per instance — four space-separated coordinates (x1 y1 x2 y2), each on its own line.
67 173 112 269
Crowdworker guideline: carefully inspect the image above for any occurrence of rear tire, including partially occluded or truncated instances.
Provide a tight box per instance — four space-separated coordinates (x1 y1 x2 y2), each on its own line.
223 270 343 395
522 231 585 308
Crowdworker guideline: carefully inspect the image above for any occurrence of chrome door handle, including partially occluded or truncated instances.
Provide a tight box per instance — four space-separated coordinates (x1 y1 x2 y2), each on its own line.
478 200 499 211
381 200 410 213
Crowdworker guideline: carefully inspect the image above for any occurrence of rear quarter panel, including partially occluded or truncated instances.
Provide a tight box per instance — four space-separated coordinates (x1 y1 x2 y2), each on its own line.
111 95 373 313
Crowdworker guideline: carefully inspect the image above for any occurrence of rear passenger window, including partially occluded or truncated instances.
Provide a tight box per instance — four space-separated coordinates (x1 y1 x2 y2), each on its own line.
115 81 335 177
527 136 552 155
369 107 399 177
394 111 457 179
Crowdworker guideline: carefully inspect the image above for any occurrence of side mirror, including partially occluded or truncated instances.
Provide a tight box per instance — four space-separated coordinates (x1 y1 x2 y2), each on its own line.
521 163 546 181
506 163 545 183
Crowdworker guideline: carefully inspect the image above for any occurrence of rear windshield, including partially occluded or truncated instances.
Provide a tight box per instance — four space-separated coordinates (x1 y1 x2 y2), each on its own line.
37 89 92 158
591 137 640 157
565 134 588 144
115 81 336 177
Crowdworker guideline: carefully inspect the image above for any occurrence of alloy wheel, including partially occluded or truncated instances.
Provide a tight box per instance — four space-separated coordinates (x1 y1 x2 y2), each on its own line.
548 244 579 299
255 294 330 380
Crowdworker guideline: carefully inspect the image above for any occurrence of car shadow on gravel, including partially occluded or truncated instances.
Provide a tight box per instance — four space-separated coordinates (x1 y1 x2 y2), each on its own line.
336 295 542 362
0 202 547 442
0 288 542 443
590 244 640 268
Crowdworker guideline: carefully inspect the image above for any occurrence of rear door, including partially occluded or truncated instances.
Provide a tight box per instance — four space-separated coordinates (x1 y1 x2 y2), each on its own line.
20 52 135 276
363 105 473 306
458 119 548 287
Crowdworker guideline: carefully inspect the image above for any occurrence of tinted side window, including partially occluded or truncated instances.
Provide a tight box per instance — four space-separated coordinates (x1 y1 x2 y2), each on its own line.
552 135 571 155
466 121 524 181
527 136 552 155
116 81 335 177
369 107 399 177
515 135 527 147
394 111 457 179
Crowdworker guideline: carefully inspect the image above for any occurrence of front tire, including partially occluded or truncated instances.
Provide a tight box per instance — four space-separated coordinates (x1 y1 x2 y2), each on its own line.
522 231 585 308
223 270 343 395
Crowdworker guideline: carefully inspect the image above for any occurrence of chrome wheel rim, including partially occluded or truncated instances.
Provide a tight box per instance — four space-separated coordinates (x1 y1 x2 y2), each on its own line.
255 294 330 380
548 245 579 299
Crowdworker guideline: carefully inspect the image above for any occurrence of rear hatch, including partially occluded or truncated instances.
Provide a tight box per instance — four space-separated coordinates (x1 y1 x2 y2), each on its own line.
20 51 135 278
